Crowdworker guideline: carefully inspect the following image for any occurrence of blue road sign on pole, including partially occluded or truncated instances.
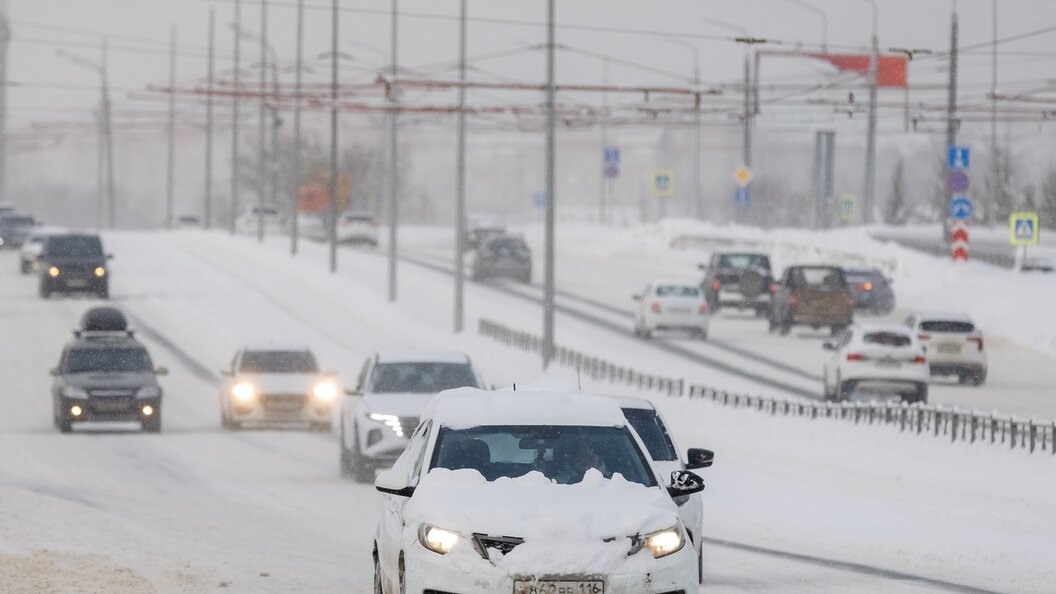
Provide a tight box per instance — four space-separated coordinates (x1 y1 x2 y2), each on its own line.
603 147 620 179
947 170 970 194
532 191 547 209
734 186 750 206
948 146 971 170
949 195 974 220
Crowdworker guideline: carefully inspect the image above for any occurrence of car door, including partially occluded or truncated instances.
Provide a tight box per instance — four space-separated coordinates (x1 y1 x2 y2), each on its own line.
378 420 432 585
831 329 854 385
344 357 374 450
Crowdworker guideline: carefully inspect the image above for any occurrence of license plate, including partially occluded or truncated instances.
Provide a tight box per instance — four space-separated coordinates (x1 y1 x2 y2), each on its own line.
876 359 900 368
514 581 603 594
92 398 132 412
667 307 692 315
264 397 305 410
937 344 961 354
66 279 89 288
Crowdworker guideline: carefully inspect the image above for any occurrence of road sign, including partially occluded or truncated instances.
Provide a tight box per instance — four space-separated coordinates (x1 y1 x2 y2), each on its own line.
837 193 857 222
603 147 620 179
951 220 969 262
1009 212 1039 246
652 169 675 197
532 191 547 209
949 195 973 220
946 171 970 194
948 145 971 170
731 165 753 187
734 186 750 206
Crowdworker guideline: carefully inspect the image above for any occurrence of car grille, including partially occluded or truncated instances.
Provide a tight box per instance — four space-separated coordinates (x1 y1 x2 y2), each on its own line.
262 394 308 411
89 397 135 413
88 388 137 398
472 533 524 560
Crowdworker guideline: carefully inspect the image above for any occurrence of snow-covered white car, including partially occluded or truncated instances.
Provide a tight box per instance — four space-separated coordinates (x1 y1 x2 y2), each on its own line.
340 352 484 482
372 388 704 594
336 210 379 246
633 280 711 339
219 347 338 431
904 312 988 385
822 324 929 403
19 231 48 274
614 395 714 584
235 205 285 236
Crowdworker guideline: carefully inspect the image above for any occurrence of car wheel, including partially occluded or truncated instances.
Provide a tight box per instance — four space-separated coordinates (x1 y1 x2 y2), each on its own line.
398 554 406 594
696 328 708 341
698 546 704 585
837 378 855 402
345 426 374 483
779 315 792 336
20 259 29 274
39 281 51 299
58 414 72 434
754 305 768 318
142 410 162 433
373 548 384 594
971 369 987 386
906 383 928 404
96 284 109 299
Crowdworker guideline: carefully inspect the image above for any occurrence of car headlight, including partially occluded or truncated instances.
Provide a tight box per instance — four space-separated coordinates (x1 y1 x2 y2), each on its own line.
94 266 107 277
62 386 88 398
48 265 60 277
137 385 161 398
418 523 460 555
632 525 684 559
231 382 256 402
368 412 405 437
312 381 338 402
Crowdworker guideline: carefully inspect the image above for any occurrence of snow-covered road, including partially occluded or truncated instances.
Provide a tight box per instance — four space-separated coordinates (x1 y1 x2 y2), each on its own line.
2 230 1054 593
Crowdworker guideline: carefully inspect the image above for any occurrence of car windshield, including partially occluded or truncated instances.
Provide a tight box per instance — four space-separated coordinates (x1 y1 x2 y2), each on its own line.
789 268 846 288
719 254 769 270
45 235 103 257
655 285 699 298
240 351 319 373
370 362 478 393
64 347 153 373
484 238 526 251
863 332 912 347
621 408 678 462
431 425 656 486
920 321 975 333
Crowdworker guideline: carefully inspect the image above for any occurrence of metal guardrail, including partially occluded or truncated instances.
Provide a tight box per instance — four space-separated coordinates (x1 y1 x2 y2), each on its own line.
478 318 1055 455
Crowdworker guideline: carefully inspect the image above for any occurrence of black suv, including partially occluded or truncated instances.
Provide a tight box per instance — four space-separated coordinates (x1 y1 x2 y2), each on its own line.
38 233 111 298
471 234 532 283
51 308 167 433
699 252 774 316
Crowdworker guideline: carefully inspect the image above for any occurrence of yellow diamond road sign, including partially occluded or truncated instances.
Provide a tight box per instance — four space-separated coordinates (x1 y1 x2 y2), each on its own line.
732 166 753 187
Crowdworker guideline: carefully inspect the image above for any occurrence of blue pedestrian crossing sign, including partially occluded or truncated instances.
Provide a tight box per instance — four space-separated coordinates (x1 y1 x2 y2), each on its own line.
948 146 971 170
652 169 675 197
1009 212 1039 246
734 186 750 206
949 196 973 220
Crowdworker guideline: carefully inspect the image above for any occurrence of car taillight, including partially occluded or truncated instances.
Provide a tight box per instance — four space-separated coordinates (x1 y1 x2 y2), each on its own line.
769 282 777 294
912 355 927 365
710 279 721 292
788 295 797 306
846 294 855 307
698 303 709 315
968 336 984 351
861 281 873 291
846 353 864 361
651 302 662 314
917 334 930 341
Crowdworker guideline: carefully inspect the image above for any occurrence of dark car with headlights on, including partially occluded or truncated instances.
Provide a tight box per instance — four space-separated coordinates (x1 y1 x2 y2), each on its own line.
471 234 532 283
38 233 112 298
844 268 895 315
51 307 167 433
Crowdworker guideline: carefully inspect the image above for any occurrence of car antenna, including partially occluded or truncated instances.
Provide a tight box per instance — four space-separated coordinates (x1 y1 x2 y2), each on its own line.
512 383 516 392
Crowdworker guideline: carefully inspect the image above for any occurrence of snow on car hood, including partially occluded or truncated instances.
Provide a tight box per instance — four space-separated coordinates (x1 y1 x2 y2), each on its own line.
404 468 678 576
361 392 435 419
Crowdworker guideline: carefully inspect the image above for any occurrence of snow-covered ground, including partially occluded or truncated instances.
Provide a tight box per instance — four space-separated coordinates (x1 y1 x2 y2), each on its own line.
1 226 1054 593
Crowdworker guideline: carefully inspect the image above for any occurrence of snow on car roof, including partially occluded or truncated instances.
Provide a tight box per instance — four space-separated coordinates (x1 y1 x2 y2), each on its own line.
916 311 973 323
375 351 470 364
852 323 913 336
424 388 628 430
608 395 657 411
650 279 701 288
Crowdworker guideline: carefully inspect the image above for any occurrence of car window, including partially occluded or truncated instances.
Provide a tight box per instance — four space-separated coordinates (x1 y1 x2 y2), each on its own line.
1 215 34 226
920 321 975 333
837 330 854 349
621 408 678 462
369 362 479 393
410 421 433 481
788 268 845 288
63 347 153 373
44 235 103 257
239 351 319 373
718 254 770 270
430 425 656 487
655 285 700 298
863 332 912 347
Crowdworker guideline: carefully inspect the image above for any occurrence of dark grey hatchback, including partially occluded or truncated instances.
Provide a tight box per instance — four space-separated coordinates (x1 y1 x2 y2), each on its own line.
38 233 112 299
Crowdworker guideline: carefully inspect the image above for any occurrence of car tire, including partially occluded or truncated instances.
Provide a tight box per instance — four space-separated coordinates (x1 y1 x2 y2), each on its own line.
96 284 109 300
142 410 162 433
971 369 987 386
39 280 51 299
698 547 704 585
906 383 928 404
779 315 792 336
373 549 384 594
343 426 374 483
20 259 30 274
696 328 708 341
58 414 72 434
398 554 406 594
837 378 855 402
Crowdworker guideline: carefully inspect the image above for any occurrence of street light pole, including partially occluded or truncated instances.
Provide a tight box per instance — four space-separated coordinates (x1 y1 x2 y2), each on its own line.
231 0 241 235
542 0 556 368
205 10 215 230
854 0 879 224
387 0 399 302
165 26 176 230
454 0 467 333
989 0 997 226
328 0 339 273
291 0 304 254
257 0 267 244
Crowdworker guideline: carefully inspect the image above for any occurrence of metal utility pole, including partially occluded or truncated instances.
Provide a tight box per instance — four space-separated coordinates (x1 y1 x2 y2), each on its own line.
328 0 339 272
989 0 997 226
453 0 467 333
231 0 242 235
859 0 879 224
256 0 268 243
387 0 399 302
0 7 10 203
663 38 701 219
165 26 176 229
205 11 215 229
945 7 959 241
742 52 752 169
599 57 609 224
542 0 556 367
291 0 304 254
102 38 116 230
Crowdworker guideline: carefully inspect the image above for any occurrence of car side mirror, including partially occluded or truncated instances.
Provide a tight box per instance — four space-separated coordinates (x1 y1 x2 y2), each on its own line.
686 448 714 470
697 264 707 271
667 470 705 498
49 368 60 377
106 254 114 260
822 342 836 351
155 367 169 376
631 294 642 301
375 469 415 497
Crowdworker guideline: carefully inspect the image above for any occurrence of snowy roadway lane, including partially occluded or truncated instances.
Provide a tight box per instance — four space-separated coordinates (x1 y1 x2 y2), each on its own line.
2 233 1054 593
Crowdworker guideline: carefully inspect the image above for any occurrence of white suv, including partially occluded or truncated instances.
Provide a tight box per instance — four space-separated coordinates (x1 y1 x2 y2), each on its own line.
822 324 929 403
372 388 703 594
905 312 988 385
219 347 338 431
633 280 711 340
340 352 483 482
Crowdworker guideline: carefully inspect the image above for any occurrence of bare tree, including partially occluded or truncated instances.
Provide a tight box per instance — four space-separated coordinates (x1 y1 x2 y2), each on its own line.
1041 163 1056 230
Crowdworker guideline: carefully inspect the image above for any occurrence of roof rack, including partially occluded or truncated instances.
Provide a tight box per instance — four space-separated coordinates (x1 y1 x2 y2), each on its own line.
73 329 136 339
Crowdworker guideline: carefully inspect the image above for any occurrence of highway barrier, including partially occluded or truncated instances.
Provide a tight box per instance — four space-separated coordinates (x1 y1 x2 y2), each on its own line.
479 318 1055 456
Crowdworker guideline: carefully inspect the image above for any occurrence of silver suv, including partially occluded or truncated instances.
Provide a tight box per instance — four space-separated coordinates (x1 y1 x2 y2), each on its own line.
50 308 168 433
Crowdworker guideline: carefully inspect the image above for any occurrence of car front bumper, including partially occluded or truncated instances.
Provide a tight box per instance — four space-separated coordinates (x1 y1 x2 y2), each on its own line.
60 396 160 423
229 394 333 425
